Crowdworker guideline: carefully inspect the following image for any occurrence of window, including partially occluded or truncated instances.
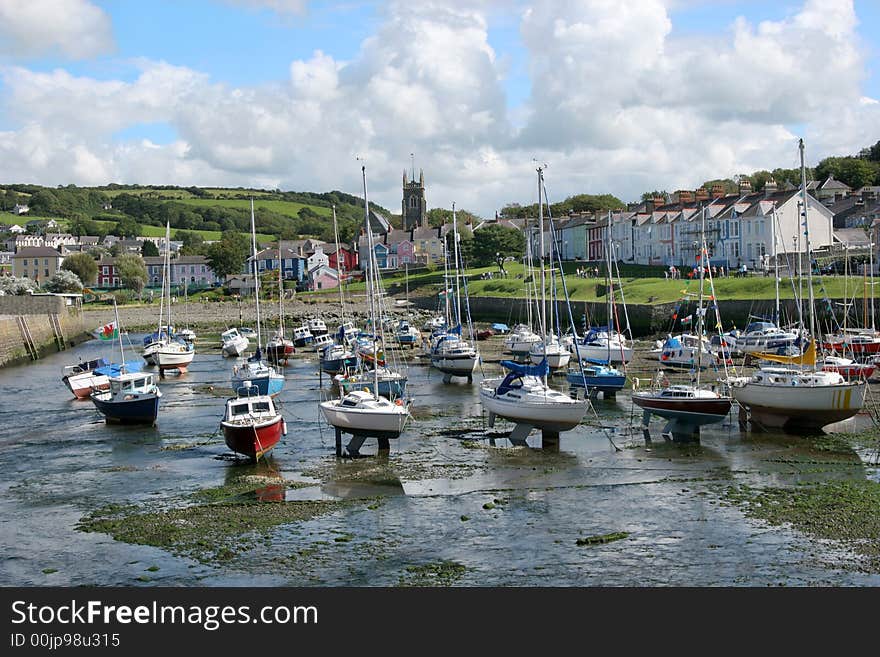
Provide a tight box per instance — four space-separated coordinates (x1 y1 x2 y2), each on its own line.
44 258 48 265
103 266 109 275
45 268 49 277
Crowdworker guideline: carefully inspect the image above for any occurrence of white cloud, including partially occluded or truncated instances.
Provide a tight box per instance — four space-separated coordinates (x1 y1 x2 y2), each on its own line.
0 0 113 59
222 0 307 15
0 0 877 218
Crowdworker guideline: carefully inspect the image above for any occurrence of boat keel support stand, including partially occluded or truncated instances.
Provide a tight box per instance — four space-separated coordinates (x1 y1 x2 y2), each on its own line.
334 427 392 458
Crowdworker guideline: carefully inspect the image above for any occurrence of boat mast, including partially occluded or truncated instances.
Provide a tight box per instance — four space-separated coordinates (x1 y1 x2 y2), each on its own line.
250 199 263 354
452 203 462 329
360 164 380 401
537 166 547 343
772 208 780 326
164 222 172 333
697 205 706 386
442 229 451 327
799 138 817 360
278 246 284 337
156 231 166 339
332 204 346 329
114 297 126 373
606 209 613 363
870 239 876 332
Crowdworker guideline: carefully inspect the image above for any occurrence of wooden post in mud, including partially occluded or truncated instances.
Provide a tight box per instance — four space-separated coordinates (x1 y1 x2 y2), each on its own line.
335 427 342 458
377 437 390 451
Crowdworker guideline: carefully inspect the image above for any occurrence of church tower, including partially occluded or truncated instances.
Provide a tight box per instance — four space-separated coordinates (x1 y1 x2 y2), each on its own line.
402 168 426 230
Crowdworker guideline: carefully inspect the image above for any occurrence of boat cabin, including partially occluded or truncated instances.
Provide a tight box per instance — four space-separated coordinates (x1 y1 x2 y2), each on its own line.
226 396 276 419
109 373 156 394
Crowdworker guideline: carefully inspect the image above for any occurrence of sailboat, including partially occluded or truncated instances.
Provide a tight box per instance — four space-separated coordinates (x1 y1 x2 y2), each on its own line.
266 248 295 364
567 212 627 397
633 206 732 441
91 299 162 425
155 223 195 374
480 165 589 446
430 203 479 382
728 139 866 433
230 200 285 398
320 163 410 456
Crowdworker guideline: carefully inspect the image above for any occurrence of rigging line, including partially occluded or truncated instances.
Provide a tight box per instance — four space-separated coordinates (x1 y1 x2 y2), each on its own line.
542 181 620 452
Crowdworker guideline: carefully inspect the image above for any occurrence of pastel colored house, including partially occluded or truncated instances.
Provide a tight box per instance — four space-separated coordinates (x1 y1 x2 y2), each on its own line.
309 265 340 291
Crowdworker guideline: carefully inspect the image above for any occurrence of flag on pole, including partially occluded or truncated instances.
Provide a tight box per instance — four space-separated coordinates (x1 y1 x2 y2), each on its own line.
438 288 453 298
681 315 693 325
98 321 118 340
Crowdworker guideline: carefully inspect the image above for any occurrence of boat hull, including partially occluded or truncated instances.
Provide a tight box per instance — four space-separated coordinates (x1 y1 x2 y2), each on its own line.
631 395 731 426
319 401 408 438
156 349 194 372
479 386 587 432
231 373 284 397
222 415 284 461
266 343 295 363
730 381 867 432
221 338 249 357
571 343 633 364
91 393 160 425
566 372 626 394
320 355 358 374
430 353 478 376
64 373 110 399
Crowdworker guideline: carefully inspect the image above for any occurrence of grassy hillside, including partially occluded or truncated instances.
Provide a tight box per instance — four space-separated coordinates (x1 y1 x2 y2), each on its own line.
175 198 333 218
88 219 274 243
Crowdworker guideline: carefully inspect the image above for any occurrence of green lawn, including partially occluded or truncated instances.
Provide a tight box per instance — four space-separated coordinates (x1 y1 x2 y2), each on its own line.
175 198 332 218
341 262 866 305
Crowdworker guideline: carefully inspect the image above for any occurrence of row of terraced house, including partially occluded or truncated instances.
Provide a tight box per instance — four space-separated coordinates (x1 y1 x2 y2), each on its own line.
518 178 880 272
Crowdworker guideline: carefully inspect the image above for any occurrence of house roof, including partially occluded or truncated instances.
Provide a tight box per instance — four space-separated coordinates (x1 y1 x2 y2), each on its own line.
12 247 63 258
833 228 871 246
820 176 851 191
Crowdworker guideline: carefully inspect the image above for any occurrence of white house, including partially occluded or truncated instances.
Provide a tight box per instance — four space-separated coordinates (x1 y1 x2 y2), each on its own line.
306 245 329 272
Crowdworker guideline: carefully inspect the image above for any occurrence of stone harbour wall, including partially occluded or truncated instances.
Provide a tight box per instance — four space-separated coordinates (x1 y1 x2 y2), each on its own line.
0 296 87 368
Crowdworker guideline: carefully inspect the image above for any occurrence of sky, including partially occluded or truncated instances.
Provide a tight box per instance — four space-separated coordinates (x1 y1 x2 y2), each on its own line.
0 0 878 218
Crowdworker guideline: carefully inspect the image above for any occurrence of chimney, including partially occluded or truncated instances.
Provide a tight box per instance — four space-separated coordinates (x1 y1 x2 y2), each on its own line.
674 190 694 204
764 178 778 196
652 196 665 210
695 188 710 202
739 179 752 196
711 183 726 199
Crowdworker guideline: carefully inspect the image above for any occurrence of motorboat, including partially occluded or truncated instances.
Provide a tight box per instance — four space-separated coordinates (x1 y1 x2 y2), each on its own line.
504 323 541 355
220 328 249 357
307 318 328 336
155 338 195 373
734 321 800 354
292 325 314 348
91 371 162 425
220 384 286 461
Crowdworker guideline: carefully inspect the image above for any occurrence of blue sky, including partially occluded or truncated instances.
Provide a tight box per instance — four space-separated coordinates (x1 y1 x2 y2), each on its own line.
0 0 878 216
